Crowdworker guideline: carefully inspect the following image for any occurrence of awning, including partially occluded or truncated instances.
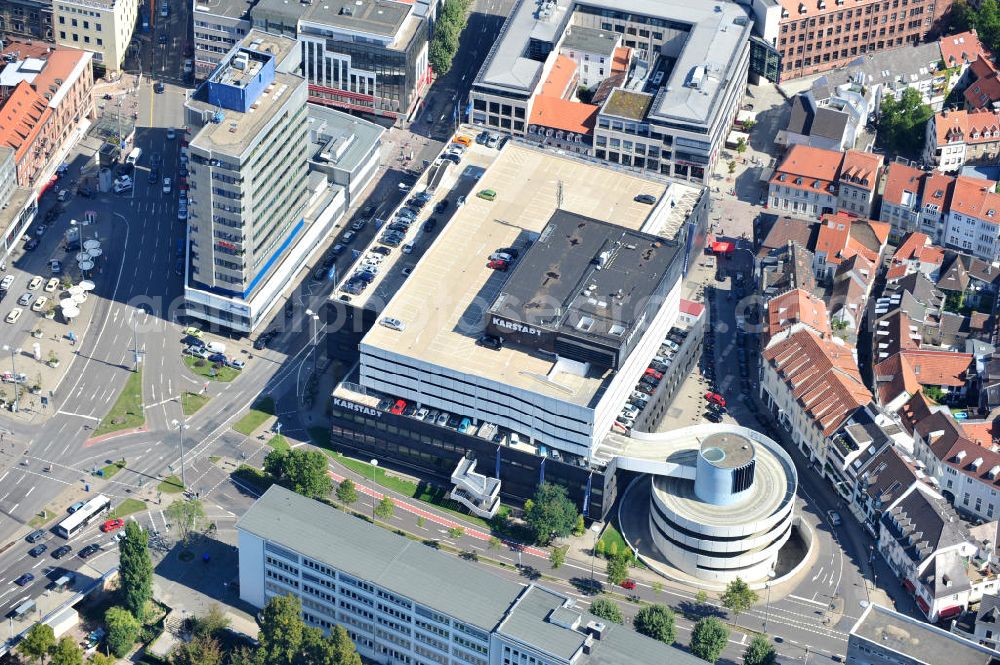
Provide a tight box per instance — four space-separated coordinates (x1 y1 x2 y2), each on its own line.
903 579 916 593
938 605 962 619
726 130 750 148
711 241 735 255
916 596 930 614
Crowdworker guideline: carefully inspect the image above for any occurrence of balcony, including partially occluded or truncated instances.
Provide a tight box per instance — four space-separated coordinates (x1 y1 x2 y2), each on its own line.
449 456 501 519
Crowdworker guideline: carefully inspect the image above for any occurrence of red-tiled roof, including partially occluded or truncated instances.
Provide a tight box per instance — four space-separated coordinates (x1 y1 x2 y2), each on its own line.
933 108 1000 146
949 176 1000 223
875 353 923 406
766 289 831 340
900 349 973 387
960 419 1000 448
539 55 577 99
840 150 883 192
770 144 841 193
0 80 50 165
529 96 597 135
882 162 925 207
813 213 887 266
964 56 1000 110
940 30 990 67
679 299 704 317
762 328 872 436
611 47 630 74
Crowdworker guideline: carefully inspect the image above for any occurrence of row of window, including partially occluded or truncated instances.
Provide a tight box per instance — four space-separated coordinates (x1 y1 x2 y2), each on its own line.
59 30 102 46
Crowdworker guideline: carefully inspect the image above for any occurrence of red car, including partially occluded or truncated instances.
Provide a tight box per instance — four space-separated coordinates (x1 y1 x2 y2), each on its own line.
488 259 508 271
101 518 125 533
705 392 726 407
621 578 636 590
390 399 407 415
644 368 663 379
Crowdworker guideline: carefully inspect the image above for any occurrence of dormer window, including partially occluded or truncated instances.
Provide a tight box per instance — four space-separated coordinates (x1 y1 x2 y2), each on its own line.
795 177 803 185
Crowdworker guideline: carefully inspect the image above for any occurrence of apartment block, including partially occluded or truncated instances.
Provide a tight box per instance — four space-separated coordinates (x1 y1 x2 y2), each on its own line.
925 108 1000 173
192 0 253 81
850 603 1000 664
767 144 883 219
53 0 139 71
0 0 53 41
238 485 706 665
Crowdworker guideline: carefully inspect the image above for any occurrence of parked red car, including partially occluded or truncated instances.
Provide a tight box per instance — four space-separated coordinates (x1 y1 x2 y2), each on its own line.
704 392 726 407
488 259 508 271
621 578 637 590
390 399 407 415
101 518 125 533
644 368 663 380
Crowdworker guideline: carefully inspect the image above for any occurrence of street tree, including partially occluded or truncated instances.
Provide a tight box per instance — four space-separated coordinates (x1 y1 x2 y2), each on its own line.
691 617 729 663
285 449 333 498
87 655 116 665
375 495 395 520
878 87 933 158
258 594 306 665
735 137 748 155
105 606 141 658
336 478 358 505
50 636 84 665
633 604 676 644
170 635 222 665
743 634 778 665
18 623 55 665
588 598 624 624
606 551 630 586
192 604 230 639
727 160 737 175
721 577 758 626
118 520 153 618
165 498 206 545
695 589 709 606
524 482 578 545
549 545 567 569
573 514 586 536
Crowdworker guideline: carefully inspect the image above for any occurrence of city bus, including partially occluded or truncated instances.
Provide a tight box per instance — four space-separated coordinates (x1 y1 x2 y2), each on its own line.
54 494 111 539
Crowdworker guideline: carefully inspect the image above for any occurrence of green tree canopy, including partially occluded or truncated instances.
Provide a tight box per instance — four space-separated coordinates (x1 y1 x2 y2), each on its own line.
953 0 1000 52
336 478 358 505
524 482 579 545
50 636 84 665
266 449 333 499
878 87 933 158
192 604 230 639
721 577 758 626
691 617 729 663
18 623 55 665
105 606 141 658
428 0 471 75
87 654 116 665
259 595 306 665
166 498 206 545
606 551 630 586
549 545 567 569
743 634 778 665
375 495 395 520
633 604 676 645
118 520 152 618
170 634 222 665
588 597 624 624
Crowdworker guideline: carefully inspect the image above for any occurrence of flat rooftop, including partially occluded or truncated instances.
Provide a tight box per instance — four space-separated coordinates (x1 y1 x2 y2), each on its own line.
701 432 755 469
851 604 1000 665
474 0 752 128
306 104 384 175
562 26 617 56
193 0 253 20
252 0 418 46
359 142 672 407
490 210 678 346
602 89 654 121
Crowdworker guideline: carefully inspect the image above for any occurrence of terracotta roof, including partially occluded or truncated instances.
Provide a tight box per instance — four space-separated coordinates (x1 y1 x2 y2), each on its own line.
840 150 883 192
610 47 630 74
964 57 1000 110
539 55 577 99
939 30 990 67
948 176 1000 223
900 349 973 387
766 289 831 339
679 299 704 318
770 144 841 193
29 48 88 105
960 419 1000 448
923 171 955 209
529 96 597 135
933 108 1000 146
813 213 887 266
0 80 51 165
919 412 1000 490
875 353 923 406
882 162 925 207
762 328 872 436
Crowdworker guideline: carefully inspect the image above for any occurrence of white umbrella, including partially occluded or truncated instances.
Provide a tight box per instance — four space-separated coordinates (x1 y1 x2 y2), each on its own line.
83 239 100 250
87 248 102 258
79 260 94 271
59 297 74 307
79 280 96 291
68 286 83 296
61 305 80 318
71 293 86 304
31 343 40 361
75 253 89 263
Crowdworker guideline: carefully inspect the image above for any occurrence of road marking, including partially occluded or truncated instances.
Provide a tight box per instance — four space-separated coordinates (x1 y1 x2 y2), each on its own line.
788 594 828 608
811 566 824 582
55 410 101 422
10 503 18 512
24 487 33 497
31 559 43 569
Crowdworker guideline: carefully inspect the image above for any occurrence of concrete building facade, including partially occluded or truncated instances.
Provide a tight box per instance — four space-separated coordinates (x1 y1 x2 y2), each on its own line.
53 0 139 71
192 0 253 81
0 0 53 41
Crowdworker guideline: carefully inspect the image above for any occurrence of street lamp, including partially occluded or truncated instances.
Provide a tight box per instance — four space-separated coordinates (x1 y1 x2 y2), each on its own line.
304 308 321 363
171 419 190 491
3 345 21 412
763 569 776 633
589 523 601 582
370 459 378 522
131 307 143 372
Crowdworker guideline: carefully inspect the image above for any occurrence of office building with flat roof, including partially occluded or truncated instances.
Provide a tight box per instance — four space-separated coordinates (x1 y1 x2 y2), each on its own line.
251 0 430 123
183 30 383 332
238 485 708 665
52 0 139 71
848 603 1000 665
192 0 254 81
469 0 753 185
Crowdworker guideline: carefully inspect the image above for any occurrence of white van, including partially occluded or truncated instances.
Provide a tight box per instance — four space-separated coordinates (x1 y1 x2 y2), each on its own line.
125 147 142 166
206 341 226 354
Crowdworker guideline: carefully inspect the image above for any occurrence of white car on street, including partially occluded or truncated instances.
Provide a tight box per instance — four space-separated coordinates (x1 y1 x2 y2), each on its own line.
5 308 22 324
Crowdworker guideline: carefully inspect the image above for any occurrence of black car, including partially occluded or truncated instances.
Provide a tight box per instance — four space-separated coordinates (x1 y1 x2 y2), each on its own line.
23 238 38 251
29 544 47 557
79 543 101 559
25 529 45 543
158 33 168 44
422 218 437 233
253 337 267 350
154 81 165 94
433 199 449 214
371 246 391 256
497 247 520 259
634 194 657 205
52 545 72 559
705 411 723 423
14 573 33 586
477 335 502 350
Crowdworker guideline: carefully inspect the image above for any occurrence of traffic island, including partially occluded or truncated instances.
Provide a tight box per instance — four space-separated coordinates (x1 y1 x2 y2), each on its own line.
232 396 275 436
92 369 144 437
183 355 240 382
